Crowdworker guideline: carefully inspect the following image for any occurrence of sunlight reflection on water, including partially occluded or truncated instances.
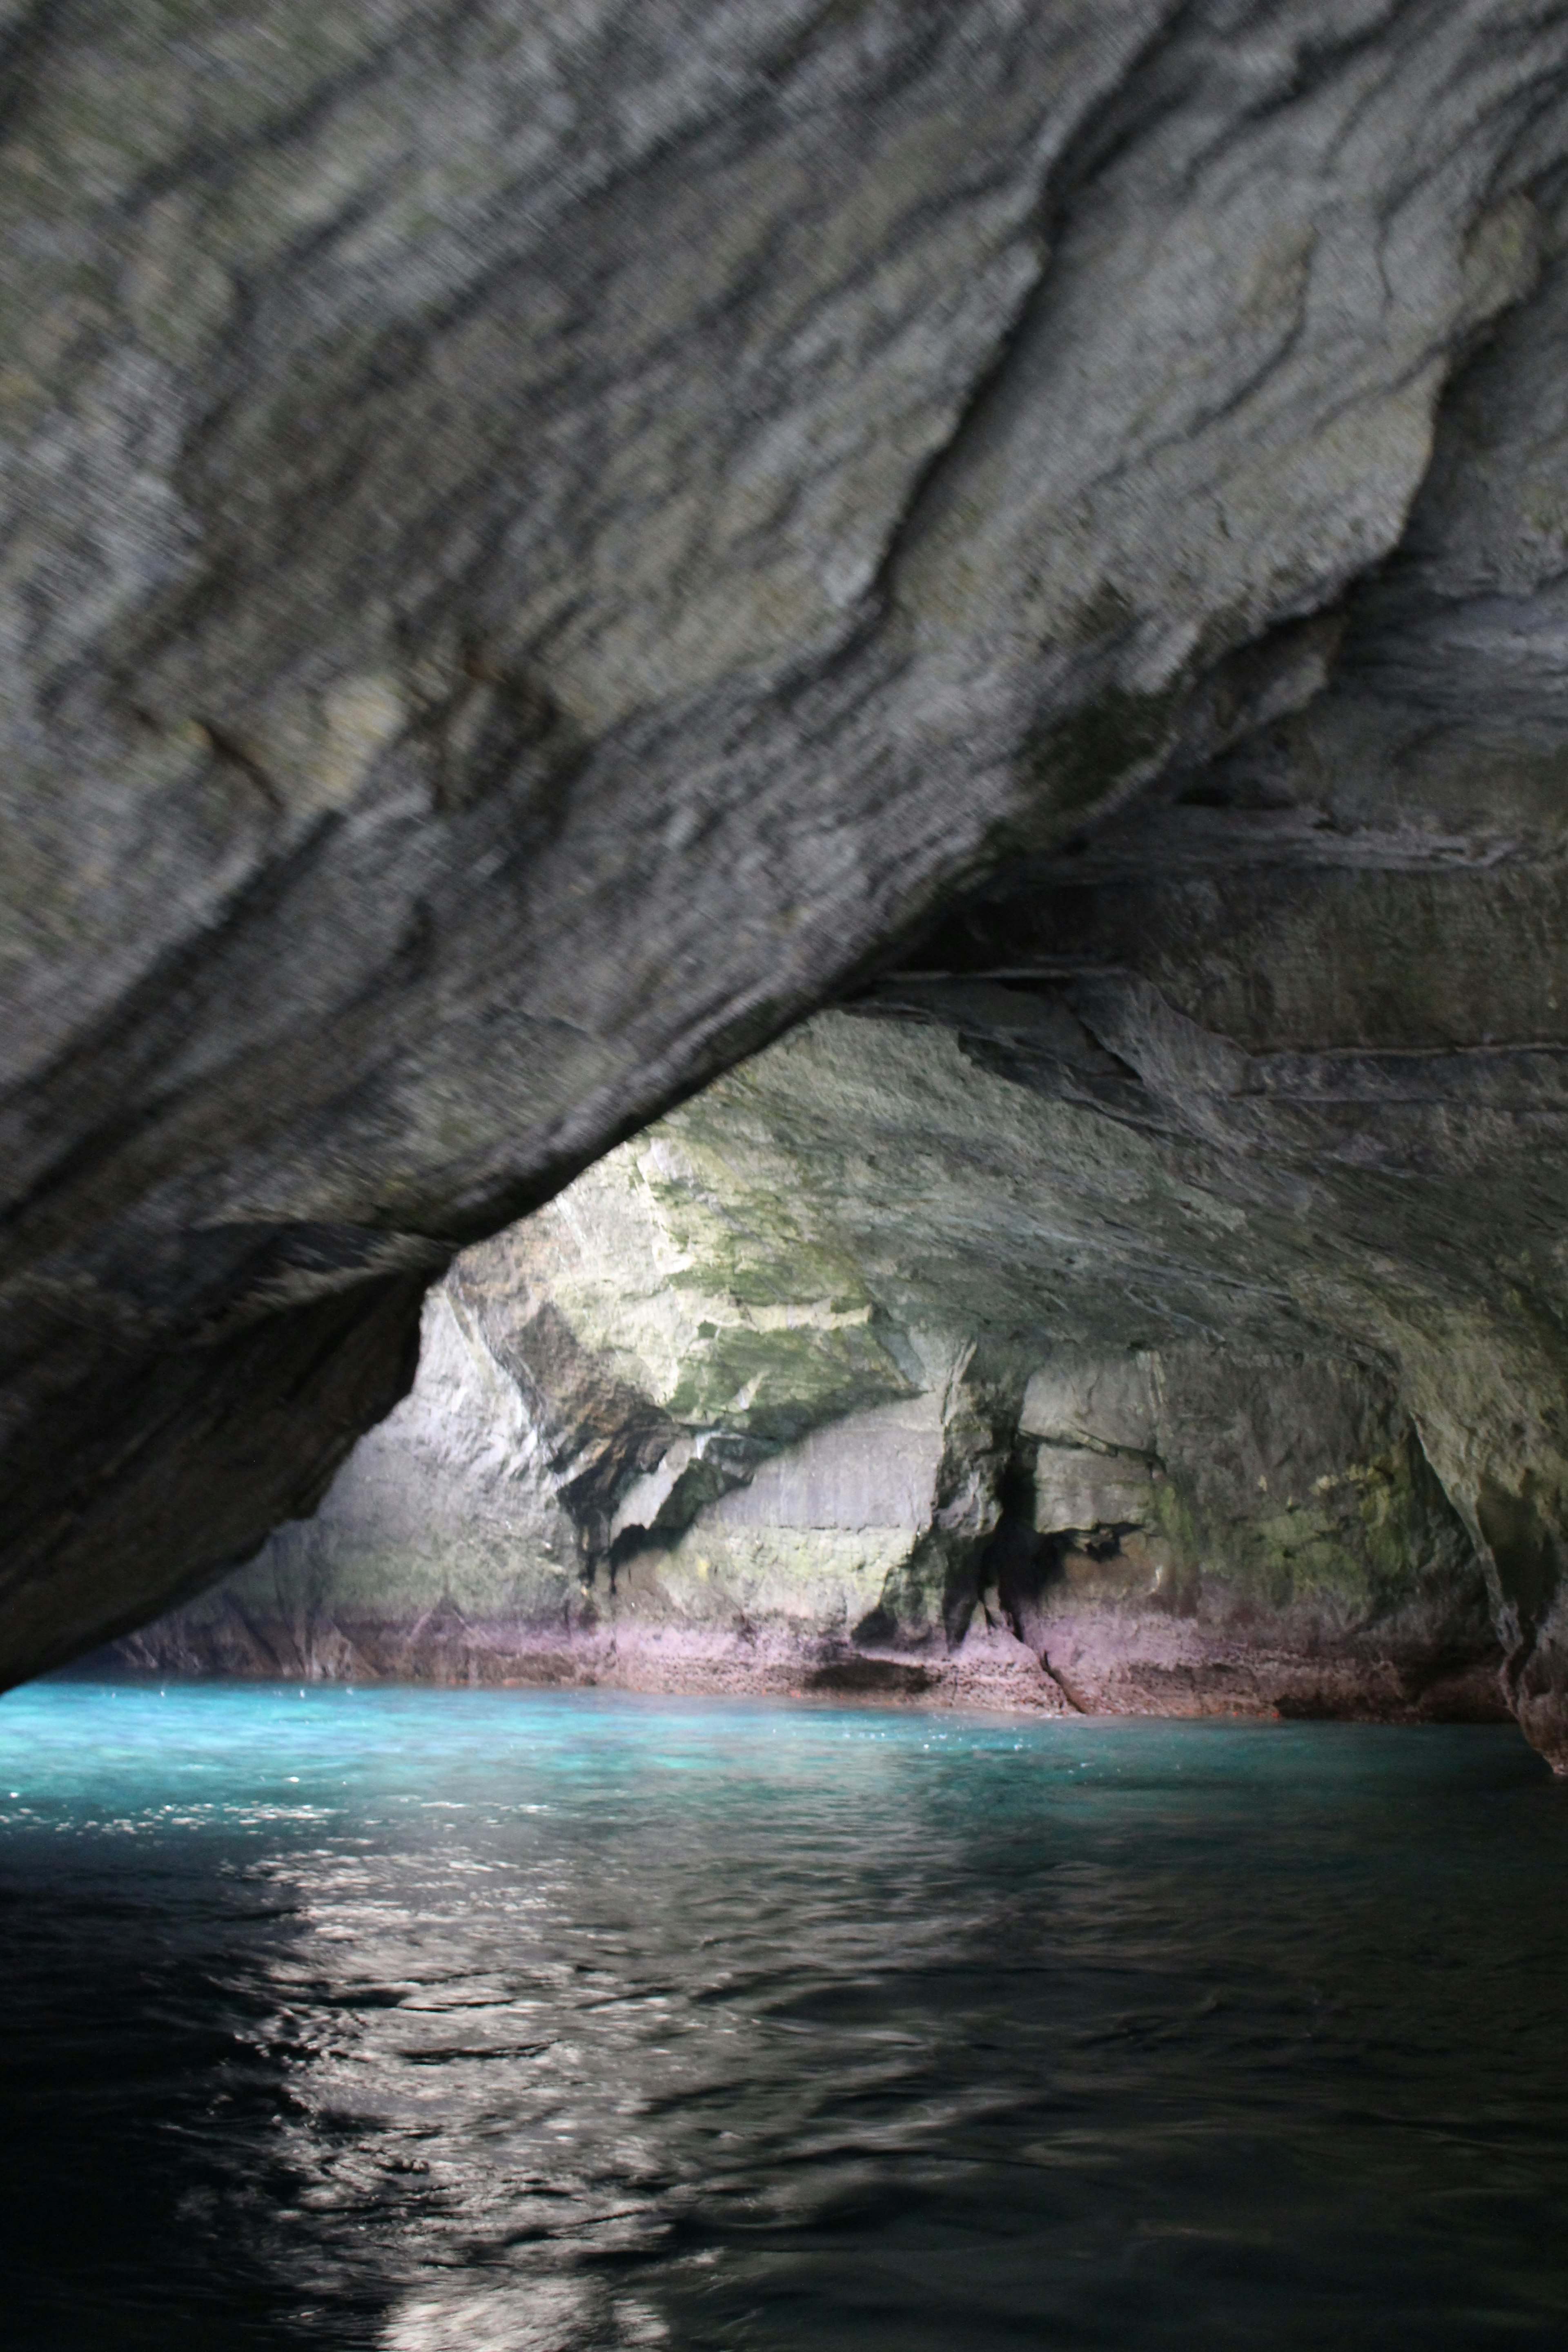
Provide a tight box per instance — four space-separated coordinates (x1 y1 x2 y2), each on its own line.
1 1683 1565 2350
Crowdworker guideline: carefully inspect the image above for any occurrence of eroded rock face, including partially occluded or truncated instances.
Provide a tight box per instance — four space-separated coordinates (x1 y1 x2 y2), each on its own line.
123 1055 1505 1726
9 5 1568 1737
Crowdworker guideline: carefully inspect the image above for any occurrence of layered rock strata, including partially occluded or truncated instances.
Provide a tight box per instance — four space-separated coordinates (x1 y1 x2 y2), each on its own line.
7 5 1568 1758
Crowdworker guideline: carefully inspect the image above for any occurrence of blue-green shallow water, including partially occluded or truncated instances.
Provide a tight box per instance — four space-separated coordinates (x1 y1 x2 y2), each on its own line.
1 1686 1565 2351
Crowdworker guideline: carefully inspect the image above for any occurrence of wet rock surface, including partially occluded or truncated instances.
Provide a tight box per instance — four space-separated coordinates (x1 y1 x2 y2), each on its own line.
8 4 1568 1753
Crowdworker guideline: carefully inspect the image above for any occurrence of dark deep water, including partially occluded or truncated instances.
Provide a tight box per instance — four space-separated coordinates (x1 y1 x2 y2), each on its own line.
2 1686 1566 2350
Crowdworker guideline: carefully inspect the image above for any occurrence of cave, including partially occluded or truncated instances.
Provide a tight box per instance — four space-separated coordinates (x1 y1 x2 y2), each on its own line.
5 4 1568 2345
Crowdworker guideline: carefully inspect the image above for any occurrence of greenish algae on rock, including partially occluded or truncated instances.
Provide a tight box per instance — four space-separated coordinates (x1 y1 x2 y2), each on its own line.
124 1013 1505 1726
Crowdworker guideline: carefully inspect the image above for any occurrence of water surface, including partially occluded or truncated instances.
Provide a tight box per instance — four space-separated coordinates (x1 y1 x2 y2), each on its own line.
1 1683 1564 2348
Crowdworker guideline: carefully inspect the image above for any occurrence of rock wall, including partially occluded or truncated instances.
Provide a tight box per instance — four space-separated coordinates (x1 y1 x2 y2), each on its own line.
123 1049 1505 1726
8 5 1568 1746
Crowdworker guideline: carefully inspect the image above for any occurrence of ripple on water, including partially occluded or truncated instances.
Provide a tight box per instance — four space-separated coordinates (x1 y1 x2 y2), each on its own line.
0 1682 1565 2350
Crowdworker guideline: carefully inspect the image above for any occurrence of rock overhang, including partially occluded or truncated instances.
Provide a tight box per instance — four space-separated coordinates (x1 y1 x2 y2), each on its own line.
2 3 1568 1762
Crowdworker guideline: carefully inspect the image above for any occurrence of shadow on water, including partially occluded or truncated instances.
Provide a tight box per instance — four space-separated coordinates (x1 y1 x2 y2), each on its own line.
0 1683 1565 2349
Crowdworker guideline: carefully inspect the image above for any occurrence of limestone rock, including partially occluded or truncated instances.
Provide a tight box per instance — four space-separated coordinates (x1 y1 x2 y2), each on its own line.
8 4 1568 1722
129 1025 1502 1726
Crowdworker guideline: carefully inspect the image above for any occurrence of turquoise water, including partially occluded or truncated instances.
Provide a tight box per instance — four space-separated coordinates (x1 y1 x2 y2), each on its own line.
1 1685 1565 2349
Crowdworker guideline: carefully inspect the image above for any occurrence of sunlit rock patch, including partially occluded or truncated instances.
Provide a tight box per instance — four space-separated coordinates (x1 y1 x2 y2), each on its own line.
123 1015 1504 1725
